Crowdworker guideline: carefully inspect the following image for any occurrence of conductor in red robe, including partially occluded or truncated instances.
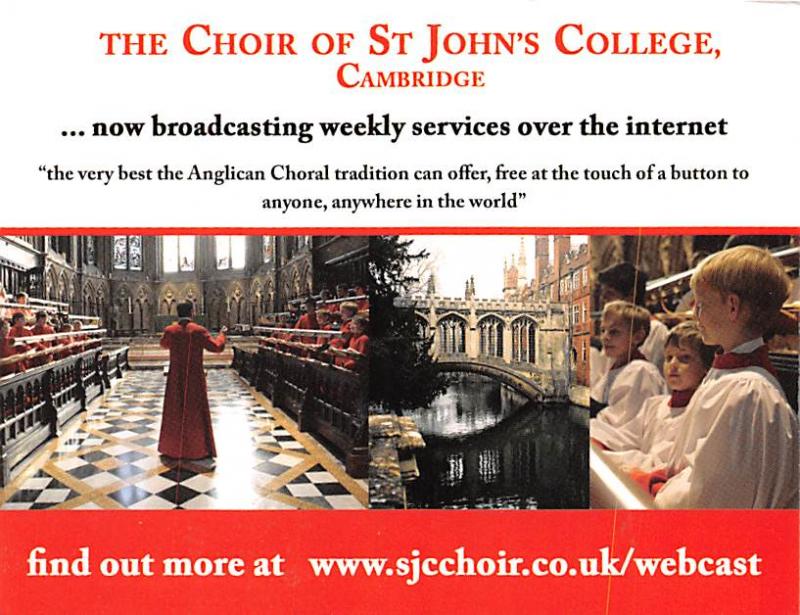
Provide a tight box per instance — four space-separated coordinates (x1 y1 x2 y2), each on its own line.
158 301 227 463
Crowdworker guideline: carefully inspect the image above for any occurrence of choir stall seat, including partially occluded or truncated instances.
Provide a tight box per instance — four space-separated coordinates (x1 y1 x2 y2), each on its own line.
232 343 368 478
0 343 129 486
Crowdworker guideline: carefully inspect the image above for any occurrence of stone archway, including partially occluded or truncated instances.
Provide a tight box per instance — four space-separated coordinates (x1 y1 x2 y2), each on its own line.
96 282 109 327
180 283 201 314
159 285 177 316
115 285 133 332
45 266 59 302
133 284 151 331
208 287 227 329
83 281 96 316
229 282 246 325
250 279 263 323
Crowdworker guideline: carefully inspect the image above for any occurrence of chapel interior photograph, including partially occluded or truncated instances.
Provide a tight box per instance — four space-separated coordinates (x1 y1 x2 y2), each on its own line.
0 234 369 510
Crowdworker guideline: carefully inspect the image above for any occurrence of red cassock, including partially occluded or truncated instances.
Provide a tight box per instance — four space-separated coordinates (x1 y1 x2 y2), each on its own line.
0 338 21 377
336 333 369 370
158 320 226 460
71 333 88 355
293 313 319 344
330 318 352 349
56 335 73 360
315 324 332 346
8 325 32 371
30 323 55 366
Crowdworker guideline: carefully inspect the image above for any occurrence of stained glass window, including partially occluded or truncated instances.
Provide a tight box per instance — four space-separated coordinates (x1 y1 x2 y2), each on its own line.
129 236 142 270
163 236 195 273
113 236 126 269
113 236 142 270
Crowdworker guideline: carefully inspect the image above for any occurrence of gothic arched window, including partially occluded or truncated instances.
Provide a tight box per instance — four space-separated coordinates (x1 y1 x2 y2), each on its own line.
216 236 246 270
437 315 467 354
511 316 536 364
478 316 504 359
163 236 195 273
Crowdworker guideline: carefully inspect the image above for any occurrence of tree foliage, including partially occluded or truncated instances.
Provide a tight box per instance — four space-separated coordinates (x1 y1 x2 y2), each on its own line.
369 236 448 411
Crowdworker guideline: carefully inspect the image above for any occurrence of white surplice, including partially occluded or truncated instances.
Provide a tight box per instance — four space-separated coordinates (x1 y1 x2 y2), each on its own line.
655 339 799 509
590 360 668 438
600 395 689 471
589 320 668 391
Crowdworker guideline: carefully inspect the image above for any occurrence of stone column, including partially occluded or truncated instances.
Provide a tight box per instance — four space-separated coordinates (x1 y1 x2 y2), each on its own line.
502 321 513 364
429 302 439 359
466 302 478 359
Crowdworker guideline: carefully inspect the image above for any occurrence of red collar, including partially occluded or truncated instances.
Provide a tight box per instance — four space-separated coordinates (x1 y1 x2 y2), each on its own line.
712 344 776 377
669 388 697 408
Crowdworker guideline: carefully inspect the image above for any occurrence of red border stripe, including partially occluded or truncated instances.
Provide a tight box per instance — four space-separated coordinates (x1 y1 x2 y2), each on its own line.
1 227 798 236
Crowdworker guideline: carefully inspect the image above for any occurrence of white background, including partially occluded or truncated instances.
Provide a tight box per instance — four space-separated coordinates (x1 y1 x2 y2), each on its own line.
1 0 798 229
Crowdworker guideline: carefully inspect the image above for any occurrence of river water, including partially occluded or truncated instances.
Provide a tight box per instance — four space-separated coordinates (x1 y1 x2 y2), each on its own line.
404 374 588 509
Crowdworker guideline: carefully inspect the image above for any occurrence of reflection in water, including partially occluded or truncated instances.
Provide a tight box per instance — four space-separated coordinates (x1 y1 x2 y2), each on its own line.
405 375 524 437
406 374 588 509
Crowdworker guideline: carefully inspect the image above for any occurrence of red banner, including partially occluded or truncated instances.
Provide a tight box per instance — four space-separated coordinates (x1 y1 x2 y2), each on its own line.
0 510 797 614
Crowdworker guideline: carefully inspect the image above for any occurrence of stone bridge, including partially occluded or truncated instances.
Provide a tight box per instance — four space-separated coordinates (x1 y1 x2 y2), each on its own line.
435 358 562 401
396 294 572 399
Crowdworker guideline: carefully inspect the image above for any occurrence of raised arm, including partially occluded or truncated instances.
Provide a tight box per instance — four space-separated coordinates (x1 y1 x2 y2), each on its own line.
202 326 227 353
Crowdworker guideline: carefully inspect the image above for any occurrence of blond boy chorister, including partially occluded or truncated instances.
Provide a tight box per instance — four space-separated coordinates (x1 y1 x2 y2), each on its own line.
653 246 798 509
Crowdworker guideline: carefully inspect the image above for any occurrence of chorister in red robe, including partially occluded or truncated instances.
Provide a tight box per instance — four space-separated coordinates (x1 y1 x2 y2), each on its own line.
0 336 21 378
8 321 33 372
336 333 369 370
158 318 226 460
30 321 55 366
293 311 319 344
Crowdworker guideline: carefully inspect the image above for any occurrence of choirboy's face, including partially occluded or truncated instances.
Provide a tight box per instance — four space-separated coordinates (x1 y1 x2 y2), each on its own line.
694 283 730 346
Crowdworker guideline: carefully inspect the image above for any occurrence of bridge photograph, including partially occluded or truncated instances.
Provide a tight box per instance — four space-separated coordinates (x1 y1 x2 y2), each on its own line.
370 235 589 510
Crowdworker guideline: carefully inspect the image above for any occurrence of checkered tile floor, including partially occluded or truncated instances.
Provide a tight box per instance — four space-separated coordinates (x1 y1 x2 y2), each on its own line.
0 370 367 510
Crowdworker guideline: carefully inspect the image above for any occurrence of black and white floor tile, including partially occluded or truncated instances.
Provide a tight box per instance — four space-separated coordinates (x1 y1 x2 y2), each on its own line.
0 370 367 510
